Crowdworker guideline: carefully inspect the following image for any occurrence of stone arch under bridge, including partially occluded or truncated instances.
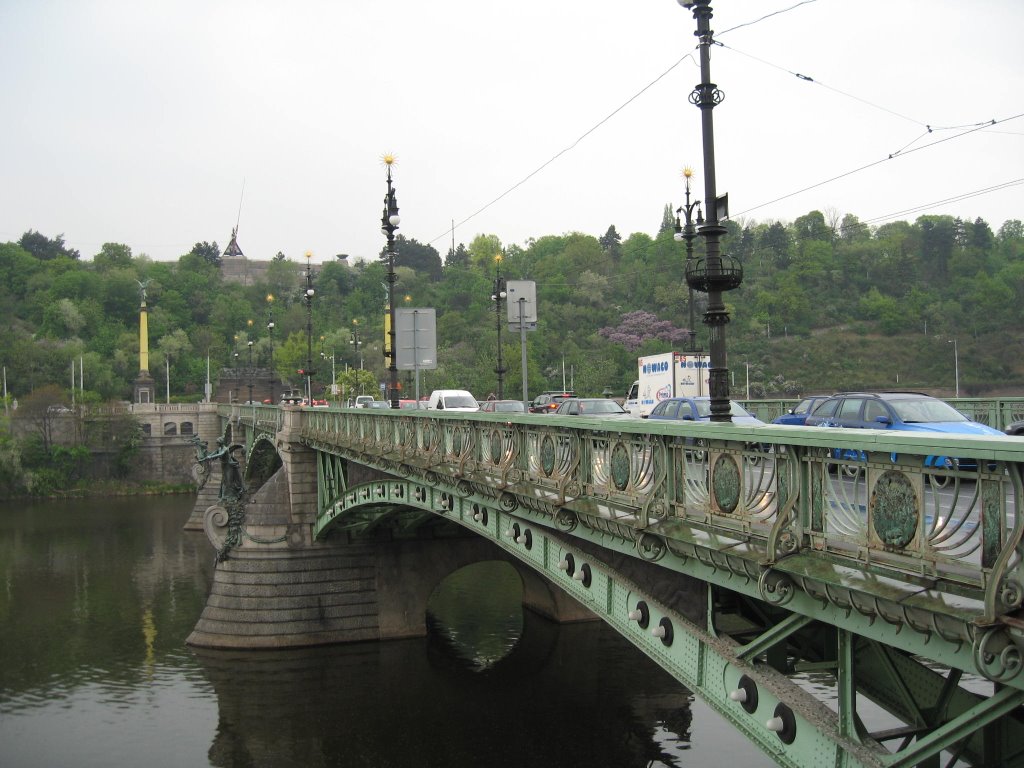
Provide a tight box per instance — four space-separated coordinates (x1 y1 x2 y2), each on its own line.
187 465 597 649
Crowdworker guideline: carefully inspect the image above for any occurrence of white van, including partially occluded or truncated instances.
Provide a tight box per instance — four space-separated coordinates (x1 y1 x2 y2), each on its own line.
426 389 479 412
624 380 639 413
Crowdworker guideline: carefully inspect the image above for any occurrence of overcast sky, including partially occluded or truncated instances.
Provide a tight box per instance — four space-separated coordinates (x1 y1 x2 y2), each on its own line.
1 0 1021 266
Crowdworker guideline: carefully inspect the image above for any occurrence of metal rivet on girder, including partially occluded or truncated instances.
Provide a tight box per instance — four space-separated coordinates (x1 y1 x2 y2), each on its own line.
557 560 569 570
504 528 515 538
629 600 650 629
559 553 576 577
572 562 592 588
516 534 527 544
731 675 759 714
766 704 797 744
652 617 673 646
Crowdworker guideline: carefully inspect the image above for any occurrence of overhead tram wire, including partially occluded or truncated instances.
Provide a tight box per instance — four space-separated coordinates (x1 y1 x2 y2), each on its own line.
426 2 822 250
716 39 1007 158
732 113 1023 219
430 0 1011 252
426 51 698 250
857 179 1024 227
714 41 927 129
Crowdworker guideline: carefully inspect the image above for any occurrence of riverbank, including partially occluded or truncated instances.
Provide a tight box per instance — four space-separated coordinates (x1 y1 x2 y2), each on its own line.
1 480 195 501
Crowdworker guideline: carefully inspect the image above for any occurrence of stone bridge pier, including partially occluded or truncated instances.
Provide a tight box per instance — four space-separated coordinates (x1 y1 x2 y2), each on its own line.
187 418 594 650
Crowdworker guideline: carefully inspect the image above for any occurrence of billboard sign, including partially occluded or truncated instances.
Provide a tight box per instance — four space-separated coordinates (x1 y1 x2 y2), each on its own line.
395 308 438 370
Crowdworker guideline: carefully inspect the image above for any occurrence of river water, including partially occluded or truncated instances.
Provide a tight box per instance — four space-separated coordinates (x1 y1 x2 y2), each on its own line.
0 496 773 767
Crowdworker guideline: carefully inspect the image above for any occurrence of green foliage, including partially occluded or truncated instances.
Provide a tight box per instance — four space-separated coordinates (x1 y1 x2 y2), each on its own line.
2 212 1023 409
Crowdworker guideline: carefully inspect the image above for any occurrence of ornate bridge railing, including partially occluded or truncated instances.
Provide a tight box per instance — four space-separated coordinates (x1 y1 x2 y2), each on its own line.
291 406 1024 686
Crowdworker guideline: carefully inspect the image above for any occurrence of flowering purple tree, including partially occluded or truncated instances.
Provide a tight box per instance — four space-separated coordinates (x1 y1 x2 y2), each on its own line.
598 311 691 351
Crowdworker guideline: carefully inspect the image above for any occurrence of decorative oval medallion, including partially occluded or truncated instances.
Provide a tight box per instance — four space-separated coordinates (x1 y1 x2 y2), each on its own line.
610 442 631 491
541 435 555 477
713 454 740 513
490 429 502 464
871 469 918 549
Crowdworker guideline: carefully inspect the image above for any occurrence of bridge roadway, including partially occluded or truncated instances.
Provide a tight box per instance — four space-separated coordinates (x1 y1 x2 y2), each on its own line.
191 403 1024 767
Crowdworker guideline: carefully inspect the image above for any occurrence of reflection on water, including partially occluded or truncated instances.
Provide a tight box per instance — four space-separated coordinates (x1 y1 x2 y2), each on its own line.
1 496 772 768
195 616 696 767
426 561 524 670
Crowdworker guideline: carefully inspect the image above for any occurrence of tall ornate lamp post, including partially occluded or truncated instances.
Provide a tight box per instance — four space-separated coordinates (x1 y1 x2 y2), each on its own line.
266 293 276 403
491 254 508 399
380 154 401 409
247 340 254 404
302 251 316 404
350 320 363 369
674 166 703 354
680 0 743 421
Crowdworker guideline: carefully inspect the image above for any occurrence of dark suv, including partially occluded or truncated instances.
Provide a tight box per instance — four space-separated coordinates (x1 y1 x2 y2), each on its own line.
529 391 576 414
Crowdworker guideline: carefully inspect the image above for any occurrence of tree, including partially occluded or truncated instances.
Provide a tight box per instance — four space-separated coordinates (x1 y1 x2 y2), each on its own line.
12 384 67 454
336 367 380 402
467 234 502 270
393 235 442 279
445 243 470 269
658 203 675 235
599 225 622 261
93 242 133 271
598 310 690 351
18 230 81 260
190 241 222 267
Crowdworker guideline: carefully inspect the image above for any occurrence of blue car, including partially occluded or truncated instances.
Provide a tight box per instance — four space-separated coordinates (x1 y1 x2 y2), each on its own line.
645 397 764 425
804 392 1003 471
773 395 832 426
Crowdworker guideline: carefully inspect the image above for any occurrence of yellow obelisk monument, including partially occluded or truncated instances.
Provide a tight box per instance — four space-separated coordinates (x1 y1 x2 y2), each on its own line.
133 280 156 404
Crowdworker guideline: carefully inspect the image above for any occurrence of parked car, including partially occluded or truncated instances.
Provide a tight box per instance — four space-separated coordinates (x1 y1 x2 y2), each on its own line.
480 399 526 414
426 389 479 411
772 395 832 426
553 398 632 418
804 391 1003 472
530 391 576 414
645 397 764 425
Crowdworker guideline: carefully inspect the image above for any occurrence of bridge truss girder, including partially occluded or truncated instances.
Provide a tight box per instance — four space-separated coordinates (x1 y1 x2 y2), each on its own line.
313 465 1024 767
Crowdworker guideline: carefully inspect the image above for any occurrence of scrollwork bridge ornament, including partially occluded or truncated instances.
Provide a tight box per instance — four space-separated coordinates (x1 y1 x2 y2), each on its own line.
192 436 248 561
758 568 795 606
973 626 1024 683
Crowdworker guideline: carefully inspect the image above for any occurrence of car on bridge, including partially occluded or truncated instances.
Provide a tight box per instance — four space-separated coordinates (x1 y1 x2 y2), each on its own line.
479 399 526 414
644 397 764 425
1005 420 1024 436
426 389 479 411
553 398 633 418
772 395 831 425
529 391 576 414
804 391 1003 473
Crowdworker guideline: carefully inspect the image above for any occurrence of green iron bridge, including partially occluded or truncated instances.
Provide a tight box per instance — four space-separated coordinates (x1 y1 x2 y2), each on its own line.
187 403 1024 768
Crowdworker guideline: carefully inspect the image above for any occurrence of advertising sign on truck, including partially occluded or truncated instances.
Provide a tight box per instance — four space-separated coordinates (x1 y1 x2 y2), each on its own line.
633 352 710 416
